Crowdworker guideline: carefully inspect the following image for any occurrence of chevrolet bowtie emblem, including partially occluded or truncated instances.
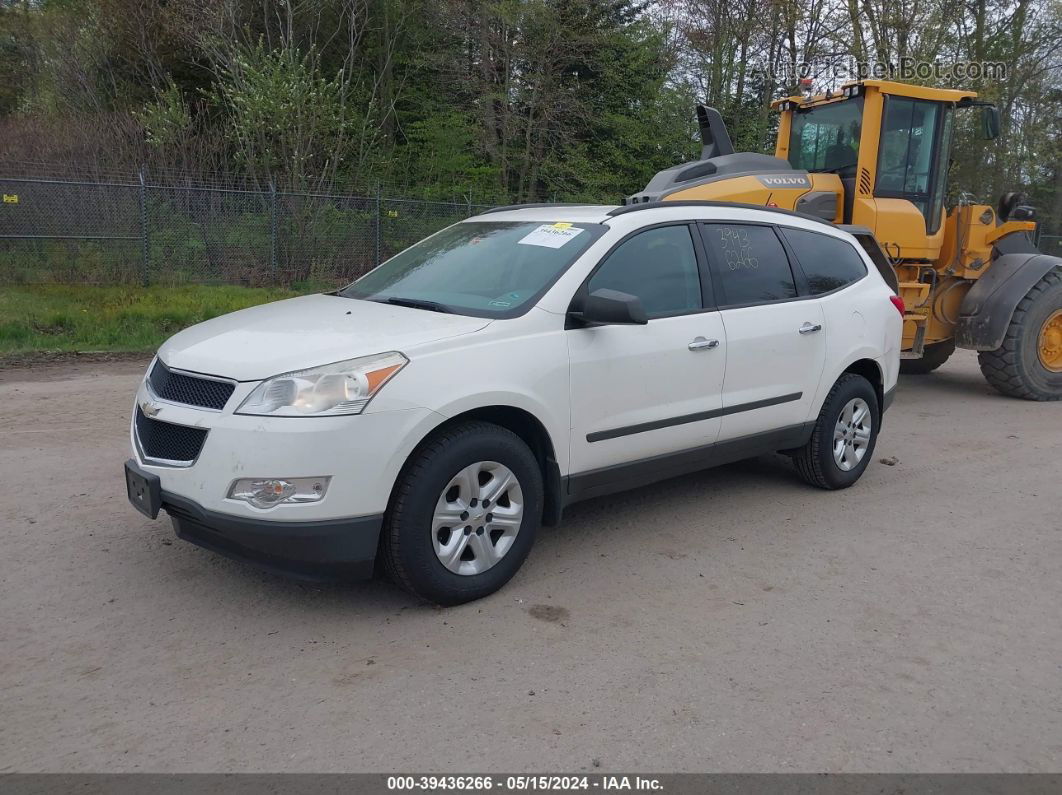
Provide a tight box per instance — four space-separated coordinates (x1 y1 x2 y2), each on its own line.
140 400 162 418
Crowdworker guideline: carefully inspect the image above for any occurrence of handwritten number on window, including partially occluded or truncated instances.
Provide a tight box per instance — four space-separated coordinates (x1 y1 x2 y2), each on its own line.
718 226 759 270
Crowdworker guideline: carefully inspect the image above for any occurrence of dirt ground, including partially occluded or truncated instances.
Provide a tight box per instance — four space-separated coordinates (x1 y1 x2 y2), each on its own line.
1 351 1059 773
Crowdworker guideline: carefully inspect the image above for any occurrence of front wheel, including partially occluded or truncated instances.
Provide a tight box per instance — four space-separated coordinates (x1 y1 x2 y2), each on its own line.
793 373 880 490
978 269 1062 401
380 421 543 605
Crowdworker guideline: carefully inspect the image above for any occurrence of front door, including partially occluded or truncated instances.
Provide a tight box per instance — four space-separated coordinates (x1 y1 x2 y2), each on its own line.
568 224 727 475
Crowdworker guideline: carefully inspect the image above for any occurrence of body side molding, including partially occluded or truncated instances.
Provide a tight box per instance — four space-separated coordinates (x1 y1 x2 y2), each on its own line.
586 392 803 443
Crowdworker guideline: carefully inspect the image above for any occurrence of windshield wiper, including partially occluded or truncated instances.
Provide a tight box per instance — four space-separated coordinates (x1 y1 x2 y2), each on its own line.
382 296 452 314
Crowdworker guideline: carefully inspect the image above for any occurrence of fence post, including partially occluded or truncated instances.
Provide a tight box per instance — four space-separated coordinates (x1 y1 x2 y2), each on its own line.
466 191 472 217
138 168 150 287
269 180 279 283
374 185 382 267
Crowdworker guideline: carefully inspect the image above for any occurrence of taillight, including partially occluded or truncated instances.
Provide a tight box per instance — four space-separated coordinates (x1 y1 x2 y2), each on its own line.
889 295 905 316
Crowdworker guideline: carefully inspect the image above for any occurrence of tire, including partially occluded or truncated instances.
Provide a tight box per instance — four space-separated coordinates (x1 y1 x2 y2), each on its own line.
793 373 880 490
900 339 955 374
978 269 1062 401
379 421 543 605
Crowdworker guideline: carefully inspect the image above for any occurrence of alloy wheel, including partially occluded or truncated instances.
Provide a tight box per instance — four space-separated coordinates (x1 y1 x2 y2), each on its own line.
833 397 872 472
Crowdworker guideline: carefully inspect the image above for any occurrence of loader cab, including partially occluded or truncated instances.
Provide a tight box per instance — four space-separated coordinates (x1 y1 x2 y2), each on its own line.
775 80 980 262
781 91 953 233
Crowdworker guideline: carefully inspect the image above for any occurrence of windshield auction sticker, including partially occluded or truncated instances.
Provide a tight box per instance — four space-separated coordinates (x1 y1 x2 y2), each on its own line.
518 223 584 248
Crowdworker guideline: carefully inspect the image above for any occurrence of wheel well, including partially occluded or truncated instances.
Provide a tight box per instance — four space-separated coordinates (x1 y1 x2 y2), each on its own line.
842 358 884 417
428 406 564 526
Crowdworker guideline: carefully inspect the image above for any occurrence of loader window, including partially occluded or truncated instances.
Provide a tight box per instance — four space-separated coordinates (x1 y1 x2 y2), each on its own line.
875 96 949 234
788 98 863 173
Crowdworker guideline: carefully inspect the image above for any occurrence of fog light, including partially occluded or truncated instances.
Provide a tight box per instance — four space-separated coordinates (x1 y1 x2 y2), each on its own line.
228 477 330 509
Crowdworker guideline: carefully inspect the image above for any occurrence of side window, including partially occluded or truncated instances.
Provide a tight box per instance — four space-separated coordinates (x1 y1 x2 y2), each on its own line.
875 96 943 231
701 223 796 305
781 228 867 295
587 225 702 318
877 97 939 196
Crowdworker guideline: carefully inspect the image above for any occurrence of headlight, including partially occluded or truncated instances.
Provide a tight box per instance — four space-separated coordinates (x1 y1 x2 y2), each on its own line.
236 352 408 417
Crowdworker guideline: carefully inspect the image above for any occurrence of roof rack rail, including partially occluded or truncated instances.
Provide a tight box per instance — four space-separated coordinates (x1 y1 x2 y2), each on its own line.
607 199 836 227
479 202 591 215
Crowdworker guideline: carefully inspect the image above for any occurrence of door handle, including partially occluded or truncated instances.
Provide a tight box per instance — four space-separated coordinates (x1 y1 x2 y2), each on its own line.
798 322 823 335
688 337 720 351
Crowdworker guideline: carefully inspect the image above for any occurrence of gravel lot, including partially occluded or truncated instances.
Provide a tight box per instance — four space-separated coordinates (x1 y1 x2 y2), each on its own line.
1 351 1059 773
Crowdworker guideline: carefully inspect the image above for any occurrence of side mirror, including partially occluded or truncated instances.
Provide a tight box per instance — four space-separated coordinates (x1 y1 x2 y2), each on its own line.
569 288 648 326
981 106 1001 140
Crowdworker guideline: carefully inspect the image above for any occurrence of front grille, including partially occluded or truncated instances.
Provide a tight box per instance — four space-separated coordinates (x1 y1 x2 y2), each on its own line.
149 360 234 410
135 407 208 463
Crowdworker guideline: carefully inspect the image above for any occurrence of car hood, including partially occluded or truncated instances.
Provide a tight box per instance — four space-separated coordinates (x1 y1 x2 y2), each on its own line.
157 293 491 381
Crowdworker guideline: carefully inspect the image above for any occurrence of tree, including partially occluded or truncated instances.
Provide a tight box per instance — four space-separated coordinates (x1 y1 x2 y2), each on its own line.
0 0 1058 222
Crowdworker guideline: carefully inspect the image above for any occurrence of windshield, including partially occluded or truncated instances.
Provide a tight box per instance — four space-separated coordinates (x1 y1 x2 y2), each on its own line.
788 98 863 172
339 220 605 317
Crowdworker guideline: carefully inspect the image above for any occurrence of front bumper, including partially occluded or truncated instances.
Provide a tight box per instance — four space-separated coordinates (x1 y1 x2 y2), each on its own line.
127 459 382 581
165 490 383 581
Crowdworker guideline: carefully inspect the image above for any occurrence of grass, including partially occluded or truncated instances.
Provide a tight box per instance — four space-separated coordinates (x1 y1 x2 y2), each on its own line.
0 284 328 357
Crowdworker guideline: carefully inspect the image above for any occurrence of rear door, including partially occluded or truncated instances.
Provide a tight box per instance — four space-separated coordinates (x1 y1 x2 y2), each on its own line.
699 221 827 442
567 223 727 475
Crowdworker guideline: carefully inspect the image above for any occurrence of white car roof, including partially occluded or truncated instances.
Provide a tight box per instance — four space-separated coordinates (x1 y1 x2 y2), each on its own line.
466 205 619 224
465 201 847 238
605 202 848 236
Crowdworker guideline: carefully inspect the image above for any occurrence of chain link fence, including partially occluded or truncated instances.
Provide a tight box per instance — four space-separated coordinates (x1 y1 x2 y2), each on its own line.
0 174 492 286
1037 234 1062 257
5 172 1058 286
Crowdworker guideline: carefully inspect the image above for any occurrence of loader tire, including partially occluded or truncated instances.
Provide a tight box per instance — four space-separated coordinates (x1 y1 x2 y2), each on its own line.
900 340 955 374
978 268 1062 401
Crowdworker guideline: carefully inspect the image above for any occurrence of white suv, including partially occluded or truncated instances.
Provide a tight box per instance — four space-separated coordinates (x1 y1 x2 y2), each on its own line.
125 202 902 604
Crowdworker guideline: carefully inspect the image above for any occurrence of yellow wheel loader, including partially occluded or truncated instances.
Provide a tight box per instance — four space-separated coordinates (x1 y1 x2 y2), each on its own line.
628 79 1062 400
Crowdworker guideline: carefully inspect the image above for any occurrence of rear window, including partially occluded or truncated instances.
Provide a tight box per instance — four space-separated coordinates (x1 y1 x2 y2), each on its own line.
701 223 797 306
781 228 867 294
340 220 605 317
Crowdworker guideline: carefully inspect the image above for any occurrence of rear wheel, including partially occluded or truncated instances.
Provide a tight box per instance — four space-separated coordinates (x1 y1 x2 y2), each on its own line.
793 373 880 490
380 421 543 605
900 339 955 374
978 269 1062 401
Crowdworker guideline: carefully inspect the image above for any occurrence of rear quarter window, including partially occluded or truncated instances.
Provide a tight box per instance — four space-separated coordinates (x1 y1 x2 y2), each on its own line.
781 227 868 295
